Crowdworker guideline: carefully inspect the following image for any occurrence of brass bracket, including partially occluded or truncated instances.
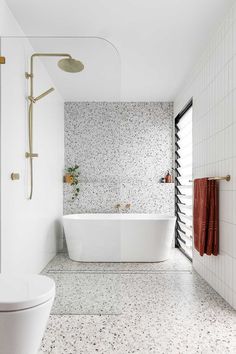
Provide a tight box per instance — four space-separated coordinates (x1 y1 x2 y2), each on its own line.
25 152 39 158
25 72 33 79
0 56 6 64
28 96 36 103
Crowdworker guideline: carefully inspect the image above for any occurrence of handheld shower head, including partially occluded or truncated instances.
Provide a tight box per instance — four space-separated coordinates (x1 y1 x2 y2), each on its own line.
28 87 55 103
57 58 84 73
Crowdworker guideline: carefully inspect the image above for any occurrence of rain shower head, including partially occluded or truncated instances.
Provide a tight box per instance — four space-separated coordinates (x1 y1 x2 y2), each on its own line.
57 58 84 73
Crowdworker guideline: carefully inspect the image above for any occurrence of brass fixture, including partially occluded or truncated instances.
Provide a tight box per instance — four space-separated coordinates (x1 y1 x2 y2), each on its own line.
115 204 121 211
25 152 38 158
208 175 231 182
58 58 84 73
28 87 55 103
189 175 231 182
25 52 84 199
0 56 6 64
11 173 20 180
115 203 131 212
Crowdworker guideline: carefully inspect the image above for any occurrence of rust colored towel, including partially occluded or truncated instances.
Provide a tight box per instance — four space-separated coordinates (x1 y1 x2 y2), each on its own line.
193 178 219 256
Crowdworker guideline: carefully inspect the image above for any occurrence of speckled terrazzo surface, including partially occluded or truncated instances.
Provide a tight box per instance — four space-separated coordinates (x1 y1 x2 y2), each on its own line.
40 249 236 353
64 102 174 215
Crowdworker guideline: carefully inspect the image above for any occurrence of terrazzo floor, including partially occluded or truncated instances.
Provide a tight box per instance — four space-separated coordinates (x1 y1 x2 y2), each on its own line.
39 249 236 354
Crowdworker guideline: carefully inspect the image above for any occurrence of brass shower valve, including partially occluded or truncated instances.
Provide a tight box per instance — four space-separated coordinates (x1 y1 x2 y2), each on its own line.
11 173 20 180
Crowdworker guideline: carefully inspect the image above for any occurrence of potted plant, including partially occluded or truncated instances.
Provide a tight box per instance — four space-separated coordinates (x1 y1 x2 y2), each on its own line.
64 164 80 200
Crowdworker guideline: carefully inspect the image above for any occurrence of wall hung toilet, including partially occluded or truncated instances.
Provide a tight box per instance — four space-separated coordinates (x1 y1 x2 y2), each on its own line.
0 274 55 354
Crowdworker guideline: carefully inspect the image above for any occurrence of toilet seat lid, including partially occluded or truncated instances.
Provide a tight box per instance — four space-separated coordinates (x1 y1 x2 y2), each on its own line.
0 275 55 311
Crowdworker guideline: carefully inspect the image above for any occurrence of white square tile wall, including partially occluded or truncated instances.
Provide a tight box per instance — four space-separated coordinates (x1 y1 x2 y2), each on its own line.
174 1 236 309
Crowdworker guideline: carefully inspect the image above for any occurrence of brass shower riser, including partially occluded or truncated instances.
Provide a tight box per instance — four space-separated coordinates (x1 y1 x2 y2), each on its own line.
25 52 84 200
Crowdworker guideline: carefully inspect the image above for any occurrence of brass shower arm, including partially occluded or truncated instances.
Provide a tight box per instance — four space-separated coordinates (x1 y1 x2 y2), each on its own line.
30 53 72 67
31 53 72 58
25 53 73 79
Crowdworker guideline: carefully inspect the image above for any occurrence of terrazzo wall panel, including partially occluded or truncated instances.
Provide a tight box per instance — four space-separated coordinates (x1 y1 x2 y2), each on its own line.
64 102 174 215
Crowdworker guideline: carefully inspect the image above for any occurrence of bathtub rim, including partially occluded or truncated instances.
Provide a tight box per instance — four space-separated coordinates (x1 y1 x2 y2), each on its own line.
63 213 176 221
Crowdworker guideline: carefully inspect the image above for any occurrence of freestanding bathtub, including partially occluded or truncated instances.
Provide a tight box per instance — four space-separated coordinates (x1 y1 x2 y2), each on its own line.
63 214 176 262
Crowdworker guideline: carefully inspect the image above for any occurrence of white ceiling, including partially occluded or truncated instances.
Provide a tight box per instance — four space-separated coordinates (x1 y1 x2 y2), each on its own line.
6 0 235 101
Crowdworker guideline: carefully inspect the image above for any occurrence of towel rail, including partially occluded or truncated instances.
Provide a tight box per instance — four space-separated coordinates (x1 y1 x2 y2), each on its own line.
189 175 231 182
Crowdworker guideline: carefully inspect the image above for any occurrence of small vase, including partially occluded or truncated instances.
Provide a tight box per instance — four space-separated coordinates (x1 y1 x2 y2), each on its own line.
64 174 74 184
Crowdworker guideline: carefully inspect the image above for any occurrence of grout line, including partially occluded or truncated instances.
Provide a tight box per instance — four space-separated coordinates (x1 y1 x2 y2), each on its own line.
46 269 192 275
50 313 122 316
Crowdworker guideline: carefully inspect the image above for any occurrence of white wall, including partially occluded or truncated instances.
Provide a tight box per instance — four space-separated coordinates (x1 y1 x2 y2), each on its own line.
0 0 24 36
175 2 236 309
0 1 64 273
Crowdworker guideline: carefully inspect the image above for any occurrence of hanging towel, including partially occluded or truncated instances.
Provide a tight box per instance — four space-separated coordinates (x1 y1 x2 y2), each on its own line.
193 178 219 256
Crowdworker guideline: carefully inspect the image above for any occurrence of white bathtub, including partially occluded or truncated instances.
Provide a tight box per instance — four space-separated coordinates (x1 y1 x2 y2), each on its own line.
63 214 176 262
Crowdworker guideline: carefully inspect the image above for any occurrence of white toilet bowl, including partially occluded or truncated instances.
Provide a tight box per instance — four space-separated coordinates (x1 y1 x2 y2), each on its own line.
0 274 55 354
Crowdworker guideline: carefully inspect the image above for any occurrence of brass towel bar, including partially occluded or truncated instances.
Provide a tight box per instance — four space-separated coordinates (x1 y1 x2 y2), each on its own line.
189 175 231 182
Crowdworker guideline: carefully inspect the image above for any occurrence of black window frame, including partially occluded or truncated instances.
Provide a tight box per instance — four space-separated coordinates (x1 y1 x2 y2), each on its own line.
175 99 193 262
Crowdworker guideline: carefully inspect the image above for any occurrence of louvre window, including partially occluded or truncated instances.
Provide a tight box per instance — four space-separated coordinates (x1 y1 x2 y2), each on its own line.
175 103 193 260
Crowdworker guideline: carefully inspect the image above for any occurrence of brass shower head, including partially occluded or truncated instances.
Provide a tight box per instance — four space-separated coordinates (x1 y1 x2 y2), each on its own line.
57 58 84 73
